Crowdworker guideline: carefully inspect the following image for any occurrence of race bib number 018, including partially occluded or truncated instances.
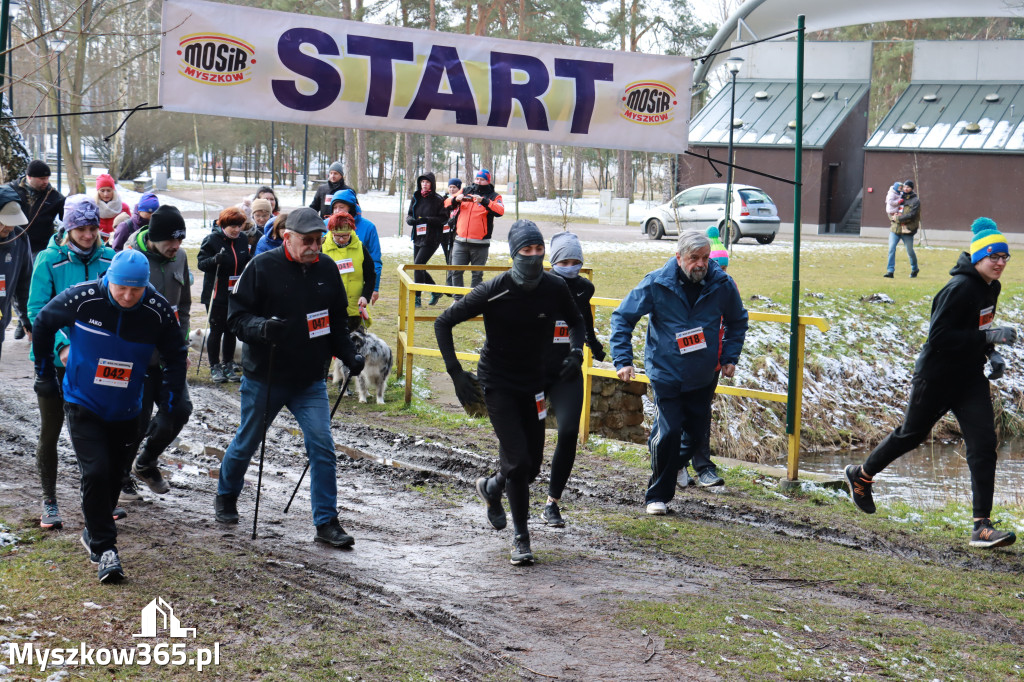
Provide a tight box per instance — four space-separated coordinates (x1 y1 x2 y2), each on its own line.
675 327 707 354
553 321 569 344
535 392 547 420
94 359 132 388
307 310 330 338
979 306 994 330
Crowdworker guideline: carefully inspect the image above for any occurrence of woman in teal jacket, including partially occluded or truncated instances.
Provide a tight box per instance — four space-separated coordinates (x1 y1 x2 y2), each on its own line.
27 195 115 531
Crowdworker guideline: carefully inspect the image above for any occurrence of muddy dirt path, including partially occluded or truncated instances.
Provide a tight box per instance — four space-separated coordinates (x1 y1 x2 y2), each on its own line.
2 330 1021 679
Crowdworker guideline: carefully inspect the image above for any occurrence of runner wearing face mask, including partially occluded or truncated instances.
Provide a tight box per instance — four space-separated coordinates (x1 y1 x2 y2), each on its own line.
541 232 606 527
434 220 584 565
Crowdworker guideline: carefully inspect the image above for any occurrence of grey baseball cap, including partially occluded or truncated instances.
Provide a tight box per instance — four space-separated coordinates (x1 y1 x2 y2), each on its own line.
285 207 327 234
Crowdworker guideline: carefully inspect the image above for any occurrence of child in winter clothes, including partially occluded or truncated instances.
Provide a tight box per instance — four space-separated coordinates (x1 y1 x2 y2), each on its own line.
113 192 159 251
255 212 287 255
197 207 251 383
885 182 904 222
93 174 130 242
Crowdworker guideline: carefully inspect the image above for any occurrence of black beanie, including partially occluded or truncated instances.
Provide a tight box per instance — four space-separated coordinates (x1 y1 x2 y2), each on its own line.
147 205 186 242
508 219 544 256
27 160 51 178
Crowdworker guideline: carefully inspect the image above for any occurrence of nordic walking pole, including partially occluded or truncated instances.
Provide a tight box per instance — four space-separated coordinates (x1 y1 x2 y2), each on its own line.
283 370 352 514
196 252 223 375
251 338 277 540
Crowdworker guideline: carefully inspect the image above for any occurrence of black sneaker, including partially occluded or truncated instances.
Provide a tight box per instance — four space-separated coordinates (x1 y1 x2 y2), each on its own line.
910 269 920 278
211 363 227 383
133 462 170 494
13 320 25 340
970 519 1017 549
215 494 239 524
97 549 125 584
119 478 142 503
510 534 534 565
542 502 565 528
696 470 724 487
80 528 100 565
112 506 128 521
883 272 894 278
475 477 507 530
429 292 443 306
314 517 355 548
40 499 63 530
844 464 876 514
225 362 241 383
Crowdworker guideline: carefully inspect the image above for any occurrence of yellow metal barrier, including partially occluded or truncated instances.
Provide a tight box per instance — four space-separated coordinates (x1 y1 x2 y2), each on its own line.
396 264 829 481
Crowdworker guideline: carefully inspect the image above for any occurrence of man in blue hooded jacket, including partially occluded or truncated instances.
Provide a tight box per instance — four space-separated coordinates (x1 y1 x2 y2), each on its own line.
610 231 748 515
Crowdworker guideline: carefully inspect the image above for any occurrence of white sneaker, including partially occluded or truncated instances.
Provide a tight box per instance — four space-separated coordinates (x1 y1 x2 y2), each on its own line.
645 501 667 515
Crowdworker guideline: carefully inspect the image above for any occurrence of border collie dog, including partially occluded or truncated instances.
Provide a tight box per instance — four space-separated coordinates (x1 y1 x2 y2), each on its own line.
333 327 393 404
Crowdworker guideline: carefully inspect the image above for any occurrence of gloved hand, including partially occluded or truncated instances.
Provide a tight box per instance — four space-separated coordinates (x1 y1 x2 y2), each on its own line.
988 351 1006 380
346 353 365 377
985 326 1017 345
591 341 607 362
34 375 60 399
214 247 227 265
449 367 485 412
559 352 583 382
260 316 288 345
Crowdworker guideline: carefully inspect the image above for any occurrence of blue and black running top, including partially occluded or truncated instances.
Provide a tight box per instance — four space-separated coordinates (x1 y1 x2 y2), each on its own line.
31 277 188 422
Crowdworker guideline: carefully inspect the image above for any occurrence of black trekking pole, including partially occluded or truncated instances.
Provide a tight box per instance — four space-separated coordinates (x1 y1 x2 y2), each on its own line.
196 254 223 376
251 340 277 540
283 371 352 514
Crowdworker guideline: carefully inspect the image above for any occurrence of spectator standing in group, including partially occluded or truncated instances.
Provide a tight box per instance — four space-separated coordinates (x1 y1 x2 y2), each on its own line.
0 187 33 363
255 186 280 215
440 178 462 293
847 218 1016 549
113 192 159 251
32 249 188 583
330 190 381 303
405 172 447 307
93 174 130 242
198 207 251 383
322 212 375 330
309 162 349 216
6 160 65 340
120 205 193 499
242 197 274 253
27 196 115 530
884 180 921 278
447 169 504 295
255 212 287 256
610 231 748 515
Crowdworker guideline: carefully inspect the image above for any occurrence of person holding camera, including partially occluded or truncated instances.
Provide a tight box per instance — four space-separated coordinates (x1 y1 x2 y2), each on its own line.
446 169 504 295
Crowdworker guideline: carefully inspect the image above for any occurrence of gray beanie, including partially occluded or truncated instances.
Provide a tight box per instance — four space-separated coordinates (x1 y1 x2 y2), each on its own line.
550 231 583 265
508 219 545 256
329 161 344 176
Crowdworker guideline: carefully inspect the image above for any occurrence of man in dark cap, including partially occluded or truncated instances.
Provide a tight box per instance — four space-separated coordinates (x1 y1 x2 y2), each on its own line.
215 207 365 549
435 219 584 566
309 161 351 216
6 159 65 338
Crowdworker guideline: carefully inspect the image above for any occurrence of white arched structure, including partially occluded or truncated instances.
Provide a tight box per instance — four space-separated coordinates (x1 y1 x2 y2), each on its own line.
695 0 1024 85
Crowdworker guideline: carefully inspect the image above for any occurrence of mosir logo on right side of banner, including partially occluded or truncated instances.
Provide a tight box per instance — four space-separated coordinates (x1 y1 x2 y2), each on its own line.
620 82 677 125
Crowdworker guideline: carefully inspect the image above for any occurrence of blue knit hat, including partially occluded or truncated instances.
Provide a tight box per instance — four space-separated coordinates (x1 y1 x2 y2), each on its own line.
63 194 100 230
970 217 1008 264
475 169 491 185
448 178 462 189
105 249 150 287
136 192 159 214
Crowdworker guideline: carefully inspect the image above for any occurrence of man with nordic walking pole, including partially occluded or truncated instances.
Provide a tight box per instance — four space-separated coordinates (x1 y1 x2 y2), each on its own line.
214 208 364 548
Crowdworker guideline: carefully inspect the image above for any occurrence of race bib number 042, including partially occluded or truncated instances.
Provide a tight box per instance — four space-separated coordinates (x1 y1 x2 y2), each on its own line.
675 327 707 354
94 359 132 388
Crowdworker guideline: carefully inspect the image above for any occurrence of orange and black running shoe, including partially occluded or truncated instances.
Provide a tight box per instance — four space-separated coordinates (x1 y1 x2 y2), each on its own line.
844 464 876 514
970 519 1016 549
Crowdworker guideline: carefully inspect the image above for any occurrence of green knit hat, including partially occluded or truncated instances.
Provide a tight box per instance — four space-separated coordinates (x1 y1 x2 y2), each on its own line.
970 217 1008 264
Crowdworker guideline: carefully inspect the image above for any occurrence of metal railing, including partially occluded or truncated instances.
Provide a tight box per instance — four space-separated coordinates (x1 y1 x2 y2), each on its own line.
395 263 830 481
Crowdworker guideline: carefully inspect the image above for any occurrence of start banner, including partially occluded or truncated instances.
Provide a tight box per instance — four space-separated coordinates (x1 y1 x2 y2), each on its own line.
158 0 692 153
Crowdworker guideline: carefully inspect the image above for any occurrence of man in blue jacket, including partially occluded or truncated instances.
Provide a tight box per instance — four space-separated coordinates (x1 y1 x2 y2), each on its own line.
32 249 188 583
610 231 748 515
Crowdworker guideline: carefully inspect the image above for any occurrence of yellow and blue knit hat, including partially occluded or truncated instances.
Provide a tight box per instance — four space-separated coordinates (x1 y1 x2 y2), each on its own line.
970 217 1008 264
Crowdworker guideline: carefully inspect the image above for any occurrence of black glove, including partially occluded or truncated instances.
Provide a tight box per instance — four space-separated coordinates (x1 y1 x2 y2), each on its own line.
559 352 583 382
988 351 1006 381
260 316 288 345
346 354 365 377
449 367 485 414
985 326 1017 345
214 247 227 265
591 341 606 362
20 319 32 334
34 375 60 399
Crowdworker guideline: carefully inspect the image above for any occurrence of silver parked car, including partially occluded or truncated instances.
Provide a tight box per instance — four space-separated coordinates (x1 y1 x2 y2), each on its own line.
641 183 780 244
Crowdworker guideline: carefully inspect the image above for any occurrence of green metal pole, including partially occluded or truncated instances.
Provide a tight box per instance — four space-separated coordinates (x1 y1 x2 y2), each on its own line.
0 0 10 110
785 14 805 434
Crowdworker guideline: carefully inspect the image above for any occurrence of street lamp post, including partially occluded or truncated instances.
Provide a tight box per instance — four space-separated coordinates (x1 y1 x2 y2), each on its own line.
723 56 743 248
49 38 68 193
1 0 21 113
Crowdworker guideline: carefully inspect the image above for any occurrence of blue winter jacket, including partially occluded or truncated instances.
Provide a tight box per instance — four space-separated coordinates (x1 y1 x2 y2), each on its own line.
27 231 115 365
32 277 188 421
329 189 382 292
254 216 283 255
610 257 748 396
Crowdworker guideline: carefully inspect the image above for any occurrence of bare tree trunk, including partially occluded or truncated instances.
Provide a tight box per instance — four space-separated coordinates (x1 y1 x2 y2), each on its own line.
388 133 401 195
481 139 493 175
573 147 583 198
183 147 190 181
462 137 474 181
108 67 130 181
403 132 415 193
516 141 536 201
344 129 355 188
543 145 556 199
423 134 432 174
531 144 544 198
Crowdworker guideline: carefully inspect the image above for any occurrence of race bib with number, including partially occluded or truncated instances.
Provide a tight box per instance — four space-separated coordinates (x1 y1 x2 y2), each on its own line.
0 274 5 297
228 275 240 293
94 359 132 388
336 259 354 275
553 321 569 344
171 305 180 323
535 392 547 420
442 224 450 234
675 327 707 354
307 310 330 338
979 306 994 330
416 223 427 236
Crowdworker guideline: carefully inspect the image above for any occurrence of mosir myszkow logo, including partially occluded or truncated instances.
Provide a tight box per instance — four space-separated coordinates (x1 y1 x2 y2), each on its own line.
620 81 677 125
6 597 220 673
177 33 255 85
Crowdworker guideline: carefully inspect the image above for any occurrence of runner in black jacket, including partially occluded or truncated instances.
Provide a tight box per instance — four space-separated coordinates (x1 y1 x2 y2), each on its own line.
435 220 584 565
309 162 351 216
846 218 1017 549
541 232 606 528
405 172 447 307
197 207 251 382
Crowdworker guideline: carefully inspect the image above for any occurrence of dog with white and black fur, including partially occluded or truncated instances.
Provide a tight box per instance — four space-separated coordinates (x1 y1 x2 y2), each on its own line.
331 327 392 404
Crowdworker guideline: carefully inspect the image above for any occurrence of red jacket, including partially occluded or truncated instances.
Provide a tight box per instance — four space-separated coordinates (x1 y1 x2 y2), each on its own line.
444 183 504 244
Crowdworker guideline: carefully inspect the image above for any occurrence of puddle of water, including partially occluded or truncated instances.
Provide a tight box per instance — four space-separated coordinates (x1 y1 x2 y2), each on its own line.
164 457 220 480
796 439 1024 509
